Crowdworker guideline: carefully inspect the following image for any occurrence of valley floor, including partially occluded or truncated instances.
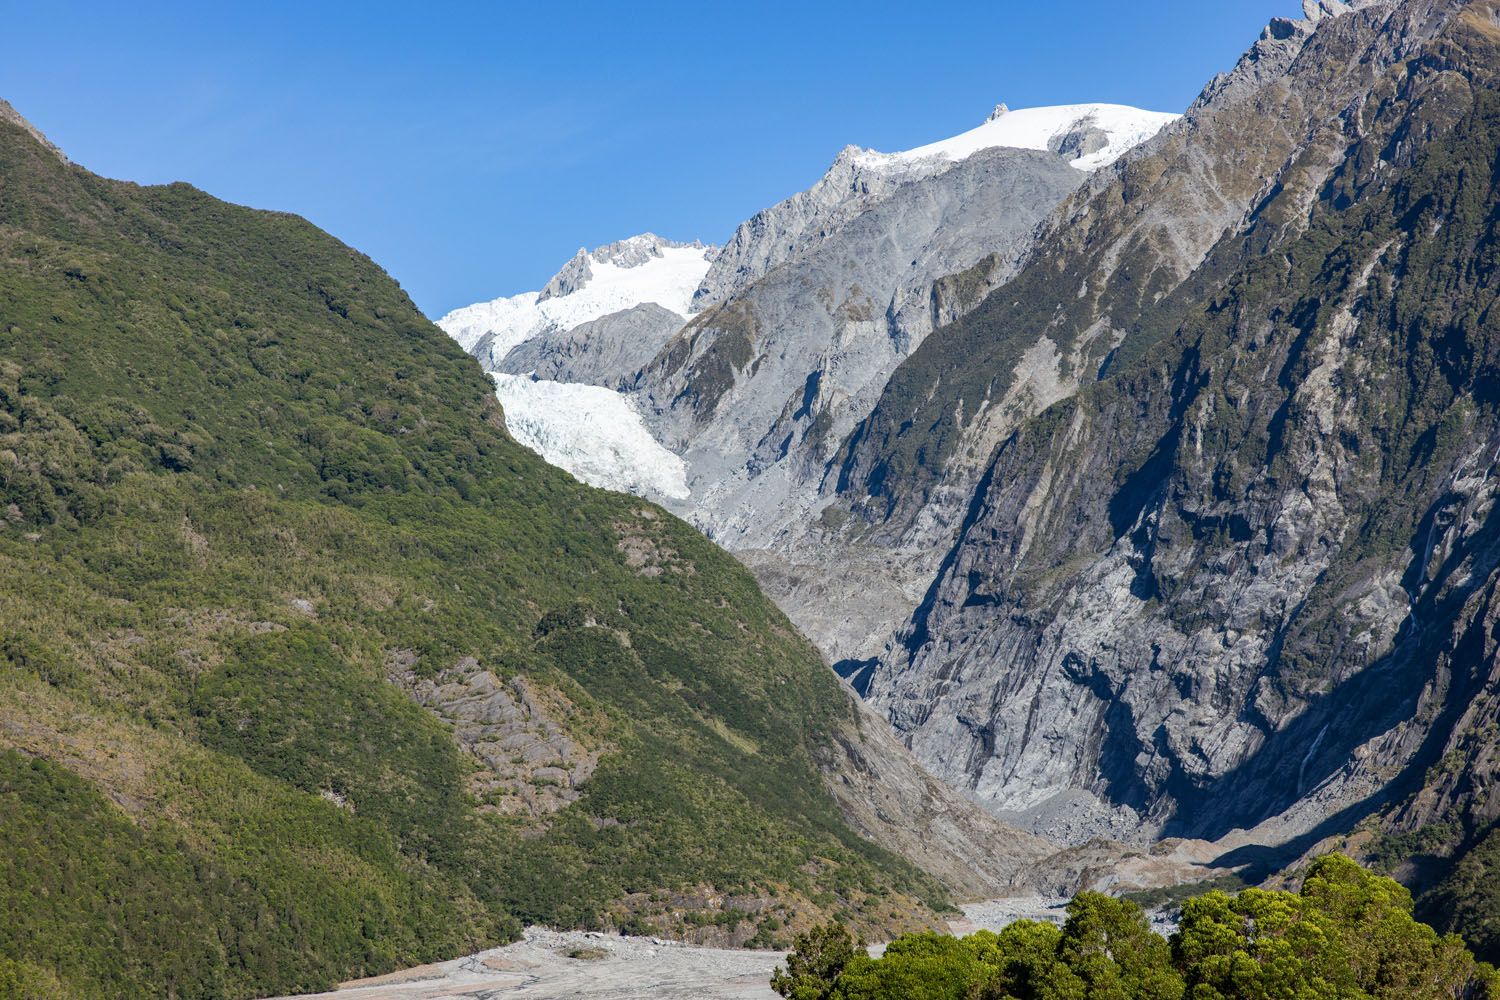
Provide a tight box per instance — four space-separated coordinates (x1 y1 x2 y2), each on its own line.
262 927 784 1000
262 899 1077 1000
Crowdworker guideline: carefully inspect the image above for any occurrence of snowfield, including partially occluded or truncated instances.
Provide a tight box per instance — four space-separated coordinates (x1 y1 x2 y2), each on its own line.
491 373 690 500
439 235 712 359
854 103 1179 173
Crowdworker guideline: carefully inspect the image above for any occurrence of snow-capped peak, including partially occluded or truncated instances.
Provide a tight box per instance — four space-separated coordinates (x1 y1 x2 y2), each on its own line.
538 233 712 301
852 103 1179 174
437 234 715 359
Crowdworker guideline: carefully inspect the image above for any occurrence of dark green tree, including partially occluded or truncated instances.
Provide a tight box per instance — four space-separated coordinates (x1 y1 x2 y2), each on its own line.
1174 855 1494 1000
831 932 987 1000
1057 892 1183 1000
969 920 1085 1000
773 922 861 1000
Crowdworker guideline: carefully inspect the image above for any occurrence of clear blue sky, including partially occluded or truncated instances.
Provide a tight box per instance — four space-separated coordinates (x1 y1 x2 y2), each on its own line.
4 1 1300 318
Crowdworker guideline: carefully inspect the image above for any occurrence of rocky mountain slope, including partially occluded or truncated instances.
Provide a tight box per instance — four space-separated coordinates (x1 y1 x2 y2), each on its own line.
442 0 1500 963
850 0 1475 834
834 0 1500 958
690 104 1177 311
0 107 1055 999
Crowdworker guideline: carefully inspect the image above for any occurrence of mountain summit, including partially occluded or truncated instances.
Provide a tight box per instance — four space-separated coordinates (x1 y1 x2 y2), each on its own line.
440 232 715 368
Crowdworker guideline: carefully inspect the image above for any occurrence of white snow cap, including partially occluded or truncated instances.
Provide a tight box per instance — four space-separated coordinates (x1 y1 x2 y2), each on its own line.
854 103 1179 173
438 234 714 359
490 373 690 500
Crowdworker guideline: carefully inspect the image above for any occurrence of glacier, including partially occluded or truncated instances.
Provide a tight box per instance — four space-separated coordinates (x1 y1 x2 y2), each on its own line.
437 233 710 499
490 373 690 500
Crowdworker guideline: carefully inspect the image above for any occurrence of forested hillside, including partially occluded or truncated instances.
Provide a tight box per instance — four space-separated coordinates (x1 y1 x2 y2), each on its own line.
0 109 947 999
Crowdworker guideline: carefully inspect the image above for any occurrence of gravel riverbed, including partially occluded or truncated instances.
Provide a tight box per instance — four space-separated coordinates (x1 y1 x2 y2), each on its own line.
264 897 1105 999
263 926 784 1000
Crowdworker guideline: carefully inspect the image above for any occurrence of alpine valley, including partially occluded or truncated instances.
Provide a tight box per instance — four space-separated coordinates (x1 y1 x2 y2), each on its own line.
441 0 1500 972
6 0 1500 998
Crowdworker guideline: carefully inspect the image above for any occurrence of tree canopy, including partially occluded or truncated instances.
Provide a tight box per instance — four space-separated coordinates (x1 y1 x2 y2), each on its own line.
774 856 1497 1000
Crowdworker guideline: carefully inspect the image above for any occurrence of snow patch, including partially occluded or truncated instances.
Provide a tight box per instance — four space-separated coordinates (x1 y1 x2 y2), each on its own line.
491 373 689 500
853 103 1178 173
438 235 713 359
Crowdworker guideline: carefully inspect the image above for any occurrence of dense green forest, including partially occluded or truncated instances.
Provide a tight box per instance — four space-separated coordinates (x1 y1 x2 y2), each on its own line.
0 112 946 999
773 856 1496 1000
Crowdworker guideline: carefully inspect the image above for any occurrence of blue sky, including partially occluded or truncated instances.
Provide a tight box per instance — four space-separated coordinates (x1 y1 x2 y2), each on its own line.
4 1 1300 318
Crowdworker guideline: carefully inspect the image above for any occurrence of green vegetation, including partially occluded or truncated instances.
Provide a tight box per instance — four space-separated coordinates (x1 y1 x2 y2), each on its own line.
1120 874 1247 912
1364 823 1459 875
773 922 862 999
1422 823 1500 968
0 114 945 999
775 856 1496 1000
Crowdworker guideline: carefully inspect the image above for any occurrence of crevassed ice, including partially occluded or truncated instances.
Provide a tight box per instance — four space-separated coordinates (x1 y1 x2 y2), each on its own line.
491 373 689 500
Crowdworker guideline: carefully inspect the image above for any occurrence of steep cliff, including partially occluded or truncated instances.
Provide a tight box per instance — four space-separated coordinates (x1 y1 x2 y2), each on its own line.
860 0 1500 877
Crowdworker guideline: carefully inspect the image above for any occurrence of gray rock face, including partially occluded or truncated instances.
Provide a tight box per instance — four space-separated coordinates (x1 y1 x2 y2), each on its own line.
810 0 1453 683
819 698 1060 897
1048 124 1109 160
689 146 948 310
537 248 594 302
852 0 1500 857
497 302 686 387
387 654 599 818
638 147 1085 549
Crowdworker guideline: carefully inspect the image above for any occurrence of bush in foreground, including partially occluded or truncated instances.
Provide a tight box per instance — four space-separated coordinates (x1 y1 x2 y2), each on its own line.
774 855 1497 1000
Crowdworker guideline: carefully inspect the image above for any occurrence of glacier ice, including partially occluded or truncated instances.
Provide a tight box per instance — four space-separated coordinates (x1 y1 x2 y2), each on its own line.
490 373 690 500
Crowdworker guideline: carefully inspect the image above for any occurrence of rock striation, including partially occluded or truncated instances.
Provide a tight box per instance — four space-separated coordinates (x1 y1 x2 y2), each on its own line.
388 653 599 817
849 0 1500 871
